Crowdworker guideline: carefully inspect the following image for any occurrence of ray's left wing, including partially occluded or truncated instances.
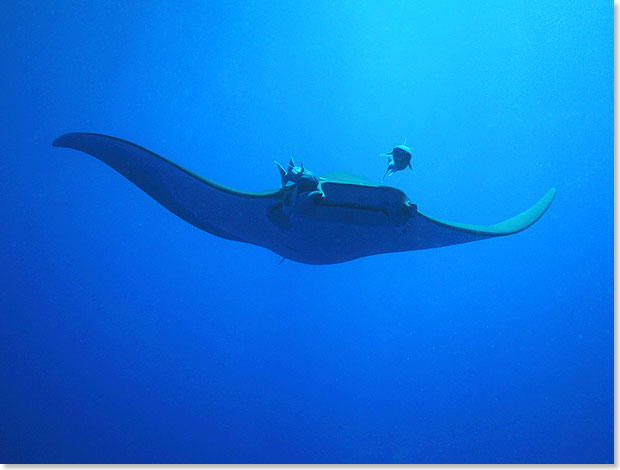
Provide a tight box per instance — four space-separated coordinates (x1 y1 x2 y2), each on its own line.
52 133 287 250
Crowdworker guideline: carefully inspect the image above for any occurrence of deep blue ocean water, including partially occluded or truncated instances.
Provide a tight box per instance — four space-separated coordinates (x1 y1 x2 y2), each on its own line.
0 0 612 463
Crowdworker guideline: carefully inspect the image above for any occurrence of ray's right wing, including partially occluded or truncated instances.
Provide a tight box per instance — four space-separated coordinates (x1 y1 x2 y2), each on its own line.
403 188 556 250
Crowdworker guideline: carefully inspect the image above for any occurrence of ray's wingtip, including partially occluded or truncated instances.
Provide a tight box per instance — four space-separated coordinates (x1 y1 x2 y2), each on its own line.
544 187 557 206
52 132 93 148
52 133 73 148
531 187 556 222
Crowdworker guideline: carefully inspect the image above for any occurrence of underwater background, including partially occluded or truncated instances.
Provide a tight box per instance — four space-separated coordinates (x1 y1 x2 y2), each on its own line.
0 0 612 463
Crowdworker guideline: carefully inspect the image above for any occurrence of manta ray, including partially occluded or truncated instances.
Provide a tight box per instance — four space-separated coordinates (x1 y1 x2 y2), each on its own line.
53 133 555 265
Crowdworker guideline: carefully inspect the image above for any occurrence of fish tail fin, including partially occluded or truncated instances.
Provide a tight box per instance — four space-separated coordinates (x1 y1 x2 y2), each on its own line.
381 167 391 182
274 161 287 187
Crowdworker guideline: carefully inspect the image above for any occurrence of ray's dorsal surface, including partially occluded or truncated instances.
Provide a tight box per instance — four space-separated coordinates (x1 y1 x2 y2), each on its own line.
53 133 555 265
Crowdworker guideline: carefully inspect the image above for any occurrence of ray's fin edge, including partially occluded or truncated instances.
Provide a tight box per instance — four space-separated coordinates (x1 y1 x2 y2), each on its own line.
418 188 556 236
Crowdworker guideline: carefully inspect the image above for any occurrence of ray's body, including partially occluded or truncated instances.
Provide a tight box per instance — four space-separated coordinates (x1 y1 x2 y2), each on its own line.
53 133 554 265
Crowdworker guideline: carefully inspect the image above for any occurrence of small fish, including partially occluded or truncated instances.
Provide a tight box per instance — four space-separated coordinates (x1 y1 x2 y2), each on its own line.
380 140 413 181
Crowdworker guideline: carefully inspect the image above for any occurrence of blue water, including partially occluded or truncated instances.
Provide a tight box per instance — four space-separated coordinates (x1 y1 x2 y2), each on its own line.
0 0 612 463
